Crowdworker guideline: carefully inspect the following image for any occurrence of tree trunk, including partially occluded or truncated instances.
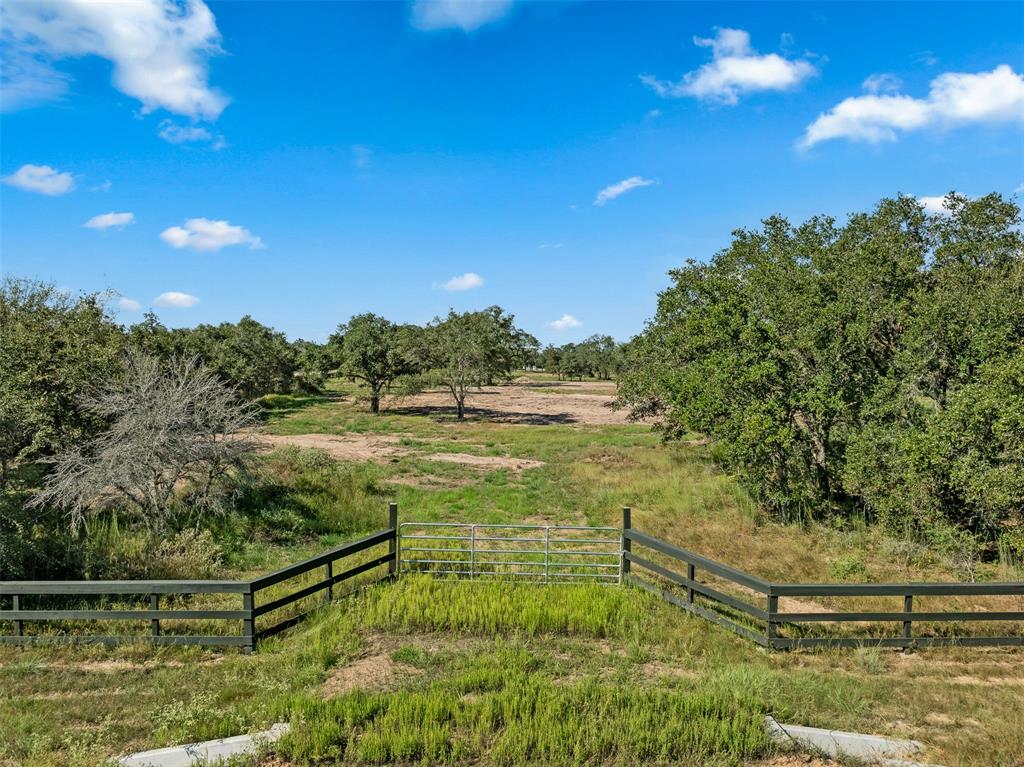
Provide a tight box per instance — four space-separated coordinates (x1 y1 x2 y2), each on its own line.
370 394 380 414
456 398 465 420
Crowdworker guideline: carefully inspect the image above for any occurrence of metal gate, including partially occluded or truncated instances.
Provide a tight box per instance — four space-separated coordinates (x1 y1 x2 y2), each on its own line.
398 522 622 583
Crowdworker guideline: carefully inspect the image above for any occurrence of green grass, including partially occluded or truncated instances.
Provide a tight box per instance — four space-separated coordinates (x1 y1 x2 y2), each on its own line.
3 375 1023 767
276 652 771 766
356 575 646 638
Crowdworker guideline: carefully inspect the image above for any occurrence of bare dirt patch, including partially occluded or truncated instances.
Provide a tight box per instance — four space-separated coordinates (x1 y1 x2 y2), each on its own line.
321 652 421 697
254 431 546 472
639 660 699 682
748 756 840 767
253 432 409 462
423 452 544 471
383 474 476 489
384 382 638 426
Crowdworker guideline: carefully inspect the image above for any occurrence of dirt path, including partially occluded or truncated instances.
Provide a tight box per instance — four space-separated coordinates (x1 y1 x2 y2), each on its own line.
382 381 636 426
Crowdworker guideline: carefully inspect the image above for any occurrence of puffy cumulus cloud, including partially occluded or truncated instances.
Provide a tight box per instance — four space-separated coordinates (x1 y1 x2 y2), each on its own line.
801 65 1024 148
441 272 484 291
84 211 134 229
641 28 816 105
2 163 74 195
548 314 582 331
153 291 198 308
160 218 264 252
1 0 228 119
594 176 655 206
117 297 142 311
411 0 514 32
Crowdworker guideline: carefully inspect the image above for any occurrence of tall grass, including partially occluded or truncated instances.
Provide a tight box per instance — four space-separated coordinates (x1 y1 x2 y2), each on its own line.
276 648 772 765
357 575 648 639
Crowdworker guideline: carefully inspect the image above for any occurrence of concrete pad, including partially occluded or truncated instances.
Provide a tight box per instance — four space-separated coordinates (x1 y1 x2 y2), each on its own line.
116 723 289 766
766 716 941 765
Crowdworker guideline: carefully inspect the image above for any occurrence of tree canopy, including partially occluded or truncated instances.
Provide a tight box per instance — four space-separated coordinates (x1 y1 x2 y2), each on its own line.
617 193 1024 551
330 313 413 413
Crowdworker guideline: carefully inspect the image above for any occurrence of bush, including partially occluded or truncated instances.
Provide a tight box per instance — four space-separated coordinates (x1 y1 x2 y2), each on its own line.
233 447 385 541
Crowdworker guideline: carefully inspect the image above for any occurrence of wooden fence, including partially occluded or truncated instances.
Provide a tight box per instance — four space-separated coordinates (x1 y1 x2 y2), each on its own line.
3 503 1021 652
0 506 398 652
621 508 1024 650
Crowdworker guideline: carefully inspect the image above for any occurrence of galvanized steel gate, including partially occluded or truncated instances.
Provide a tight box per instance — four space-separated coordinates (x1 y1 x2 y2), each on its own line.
398 522 622 583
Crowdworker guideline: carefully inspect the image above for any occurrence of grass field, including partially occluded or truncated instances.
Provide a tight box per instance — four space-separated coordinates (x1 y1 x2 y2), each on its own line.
1 375 1022 767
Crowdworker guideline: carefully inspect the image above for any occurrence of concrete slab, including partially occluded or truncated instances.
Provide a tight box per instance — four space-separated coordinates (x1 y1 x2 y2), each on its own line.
116 723 289 767
766 716 942 765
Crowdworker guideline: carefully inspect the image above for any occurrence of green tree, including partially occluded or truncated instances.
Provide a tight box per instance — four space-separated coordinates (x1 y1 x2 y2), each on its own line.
331 313 411 413
0 278 125 484
618 193 1024 545
131 315 299 398
410 309 527 419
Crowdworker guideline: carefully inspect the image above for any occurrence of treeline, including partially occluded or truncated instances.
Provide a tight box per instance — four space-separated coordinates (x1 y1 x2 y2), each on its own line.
0 284 561 578
538 336 625 381
0 288 554 486
618 193 1024 560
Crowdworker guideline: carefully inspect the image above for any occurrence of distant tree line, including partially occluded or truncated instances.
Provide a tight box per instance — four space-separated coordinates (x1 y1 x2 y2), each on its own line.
617 193 1024 561
538 336 625 381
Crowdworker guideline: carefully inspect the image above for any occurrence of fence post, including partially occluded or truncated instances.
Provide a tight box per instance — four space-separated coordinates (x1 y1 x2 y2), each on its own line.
620 507 631 583
470 525 477 580
903 594 913 654
388 502 399 576
544 526 551 584
687 563 696 604
766 593 778 648
12 594 23 637
150 594 160 640
242 586 255 654
325 561 334 603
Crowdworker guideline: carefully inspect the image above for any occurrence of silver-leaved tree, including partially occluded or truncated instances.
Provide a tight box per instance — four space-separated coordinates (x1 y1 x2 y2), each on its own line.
34 351 258 534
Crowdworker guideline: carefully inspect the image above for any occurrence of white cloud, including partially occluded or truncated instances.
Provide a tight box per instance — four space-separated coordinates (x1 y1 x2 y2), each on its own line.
441 272 484 291
918 196 952 215
862 73 902 94
641 28 816 105
1 0 228 119
0 48 70 111
548 314 582 331
153 291 199 308
91 180 112 192
160 218 264 251
801 65 1024 148
411 0 514 32
594 176 655 206
538 242 564 250
2 163 74 195
117 297 142 311
84 211 135 230
159 121 211 143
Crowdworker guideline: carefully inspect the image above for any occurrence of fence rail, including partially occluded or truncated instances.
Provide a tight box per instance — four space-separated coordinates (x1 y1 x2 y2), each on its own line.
2 504 1021 652
0 505 399 651
620 508 1024 650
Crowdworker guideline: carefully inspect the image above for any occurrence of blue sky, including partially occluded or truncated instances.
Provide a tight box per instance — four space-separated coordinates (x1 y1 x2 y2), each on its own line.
2 1 1022 344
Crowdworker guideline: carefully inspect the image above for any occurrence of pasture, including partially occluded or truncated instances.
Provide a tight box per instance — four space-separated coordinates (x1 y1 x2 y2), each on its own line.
2 376 1022 767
